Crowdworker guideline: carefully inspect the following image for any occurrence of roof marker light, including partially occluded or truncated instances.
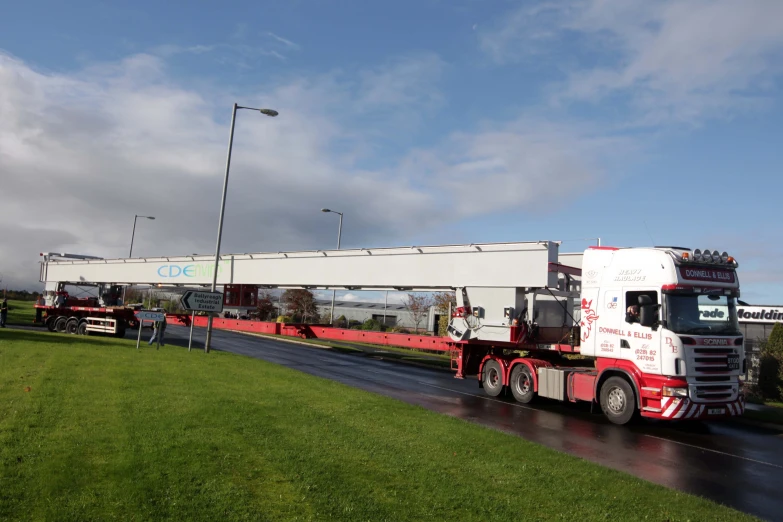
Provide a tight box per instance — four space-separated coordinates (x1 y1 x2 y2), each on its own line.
693 249 702 261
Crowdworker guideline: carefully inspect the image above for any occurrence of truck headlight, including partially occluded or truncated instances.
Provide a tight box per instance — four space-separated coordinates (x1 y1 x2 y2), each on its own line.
662 386 688 397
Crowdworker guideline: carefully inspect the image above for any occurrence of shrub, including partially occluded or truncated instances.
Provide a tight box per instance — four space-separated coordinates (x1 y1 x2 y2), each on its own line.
757 323 783 401
276 315 293 323
360 318 384 331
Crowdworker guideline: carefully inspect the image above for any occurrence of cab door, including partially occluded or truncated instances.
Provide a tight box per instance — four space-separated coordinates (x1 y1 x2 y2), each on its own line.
623 289 661 375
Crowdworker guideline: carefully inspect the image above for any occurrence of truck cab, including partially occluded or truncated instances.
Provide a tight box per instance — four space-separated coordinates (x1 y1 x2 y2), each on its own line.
580 246 744 421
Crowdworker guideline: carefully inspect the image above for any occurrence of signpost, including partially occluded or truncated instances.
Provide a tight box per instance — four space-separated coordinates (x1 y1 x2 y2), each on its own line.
180 291 223 351
134 310 166 350
180 291 224 313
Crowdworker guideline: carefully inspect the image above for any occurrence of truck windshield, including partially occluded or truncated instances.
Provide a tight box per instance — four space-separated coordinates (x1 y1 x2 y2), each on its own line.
665 294 740 336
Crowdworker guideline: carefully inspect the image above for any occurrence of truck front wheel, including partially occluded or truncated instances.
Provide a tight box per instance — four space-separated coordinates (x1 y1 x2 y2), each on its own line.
509 364 535 403
482 359 504 397
600 377 636 425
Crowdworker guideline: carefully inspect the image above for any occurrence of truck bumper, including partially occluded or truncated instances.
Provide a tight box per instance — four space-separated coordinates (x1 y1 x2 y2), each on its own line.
641 396 745 420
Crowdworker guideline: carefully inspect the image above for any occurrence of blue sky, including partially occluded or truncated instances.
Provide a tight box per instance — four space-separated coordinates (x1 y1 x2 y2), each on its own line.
1 0 782 304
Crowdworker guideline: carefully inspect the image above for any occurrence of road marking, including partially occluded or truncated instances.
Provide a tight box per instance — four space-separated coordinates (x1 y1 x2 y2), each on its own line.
641 434 783 469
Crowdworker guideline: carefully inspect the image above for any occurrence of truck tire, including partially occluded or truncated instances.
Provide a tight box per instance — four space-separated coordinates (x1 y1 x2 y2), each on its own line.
482 359 504 397
77 321 89 336
54 316 68 333
65 318 79 335
45 316 57 332
600 377 636 425
509 364 535 403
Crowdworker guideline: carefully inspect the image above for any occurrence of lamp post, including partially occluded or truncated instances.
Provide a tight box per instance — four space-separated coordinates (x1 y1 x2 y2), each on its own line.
129 215 155 258
204 103 279 353
124 215 155 304
321 208 343 324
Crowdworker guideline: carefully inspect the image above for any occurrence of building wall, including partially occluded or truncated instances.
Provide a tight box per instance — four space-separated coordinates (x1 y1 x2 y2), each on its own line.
315 303 436 332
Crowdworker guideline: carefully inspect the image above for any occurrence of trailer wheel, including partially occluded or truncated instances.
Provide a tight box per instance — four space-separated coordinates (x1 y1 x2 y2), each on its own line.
54 316 68 333
77 321 89 336
482 359 504 397
600 377 636 425
45 316 57 332
509 364 535 403
65 318 79 335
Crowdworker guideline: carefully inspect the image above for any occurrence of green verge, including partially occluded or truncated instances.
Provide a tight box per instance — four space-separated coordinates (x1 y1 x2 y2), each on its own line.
5 299 36 326
0 329 755 521
245 332 452 369
743 402 783 426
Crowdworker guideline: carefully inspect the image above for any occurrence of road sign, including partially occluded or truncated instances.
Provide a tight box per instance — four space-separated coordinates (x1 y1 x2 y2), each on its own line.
180 290 224 313
135 311 166 322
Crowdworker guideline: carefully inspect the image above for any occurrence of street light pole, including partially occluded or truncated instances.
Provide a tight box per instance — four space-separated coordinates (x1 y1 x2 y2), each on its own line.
321 208 343 324
204 103 278 353
129 215 155 258
125 215 155 304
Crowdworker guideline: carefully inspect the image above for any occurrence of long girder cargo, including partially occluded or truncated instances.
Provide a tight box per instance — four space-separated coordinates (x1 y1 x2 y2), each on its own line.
40 241 563 290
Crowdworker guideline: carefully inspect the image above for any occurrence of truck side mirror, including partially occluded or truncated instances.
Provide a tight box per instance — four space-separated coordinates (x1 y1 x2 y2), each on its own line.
640 304 659 328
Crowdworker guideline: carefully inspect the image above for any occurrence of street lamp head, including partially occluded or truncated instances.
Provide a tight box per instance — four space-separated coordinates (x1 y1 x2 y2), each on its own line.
258 109 279 117
321 208 331 213
147 216 156 220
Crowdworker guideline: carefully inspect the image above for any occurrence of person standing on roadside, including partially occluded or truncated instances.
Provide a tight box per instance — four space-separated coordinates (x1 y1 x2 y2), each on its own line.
0 298 8 327
148 315 167 346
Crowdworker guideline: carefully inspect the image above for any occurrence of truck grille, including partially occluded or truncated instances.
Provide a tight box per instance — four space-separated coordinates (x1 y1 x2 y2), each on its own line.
688 347 739 402
691 347 738 373
694 385 733 400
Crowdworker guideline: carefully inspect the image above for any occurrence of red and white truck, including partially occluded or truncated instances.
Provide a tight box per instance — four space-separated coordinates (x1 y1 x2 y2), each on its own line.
37 241 745 424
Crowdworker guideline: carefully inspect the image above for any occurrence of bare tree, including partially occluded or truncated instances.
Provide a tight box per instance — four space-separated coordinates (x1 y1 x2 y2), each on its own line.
404 293 433 333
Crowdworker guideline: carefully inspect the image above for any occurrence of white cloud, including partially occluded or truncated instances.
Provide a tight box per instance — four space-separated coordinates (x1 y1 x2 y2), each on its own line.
479 0 783 124
266 32 300 50
357 53 446 111
0 50 616 290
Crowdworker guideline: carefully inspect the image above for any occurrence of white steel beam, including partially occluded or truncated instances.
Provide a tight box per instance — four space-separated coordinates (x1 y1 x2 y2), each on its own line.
41 241 561 290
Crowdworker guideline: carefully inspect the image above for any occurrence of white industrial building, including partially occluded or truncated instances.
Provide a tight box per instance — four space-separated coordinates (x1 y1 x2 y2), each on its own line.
312 298 440 333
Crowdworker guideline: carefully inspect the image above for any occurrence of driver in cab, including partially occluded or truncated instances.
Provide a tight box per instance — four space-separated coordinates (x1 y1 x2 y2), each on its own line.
626 305 640 323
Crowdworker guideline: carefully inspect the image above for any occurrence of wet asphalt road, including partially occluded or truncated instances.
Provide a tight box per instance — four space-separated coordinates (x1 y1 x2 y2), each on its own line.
159 326 783 521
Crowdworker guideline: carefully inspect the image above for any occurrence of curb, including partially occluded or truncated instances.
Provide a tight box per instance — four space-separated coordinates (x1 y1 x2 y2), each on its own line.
230 330 454 373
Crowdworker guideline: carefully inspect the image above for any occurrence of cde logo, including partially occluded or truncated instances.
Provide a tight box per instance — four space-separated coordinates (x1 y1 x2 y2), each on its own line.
157 262 225 278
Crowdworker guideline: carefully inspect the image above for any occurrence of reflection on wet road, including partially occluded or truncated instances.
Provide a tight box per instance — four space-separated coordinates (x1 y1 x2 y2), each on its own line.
166 326 783 521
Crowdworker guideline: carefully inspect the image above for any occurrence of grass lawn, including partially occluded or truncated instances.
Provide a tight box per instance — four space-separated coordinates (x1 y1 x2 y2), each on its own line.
5 299 36 326
0 329 756 521
249 333 452 369
744 401 783 426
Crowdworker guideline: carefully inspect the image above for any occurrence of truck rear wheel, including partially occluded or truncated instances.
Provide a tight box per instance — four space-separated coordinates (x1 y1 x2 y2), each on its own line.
77 321 89 336
482 359 504 397
65 318 79 335
509 364 535 403
54 316 68 333
600 377 636 425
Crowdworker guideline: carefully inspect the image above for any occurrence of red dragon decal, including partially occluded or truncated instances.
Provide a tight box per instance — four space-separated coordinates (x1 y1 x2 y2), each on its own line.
580 298 599 342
